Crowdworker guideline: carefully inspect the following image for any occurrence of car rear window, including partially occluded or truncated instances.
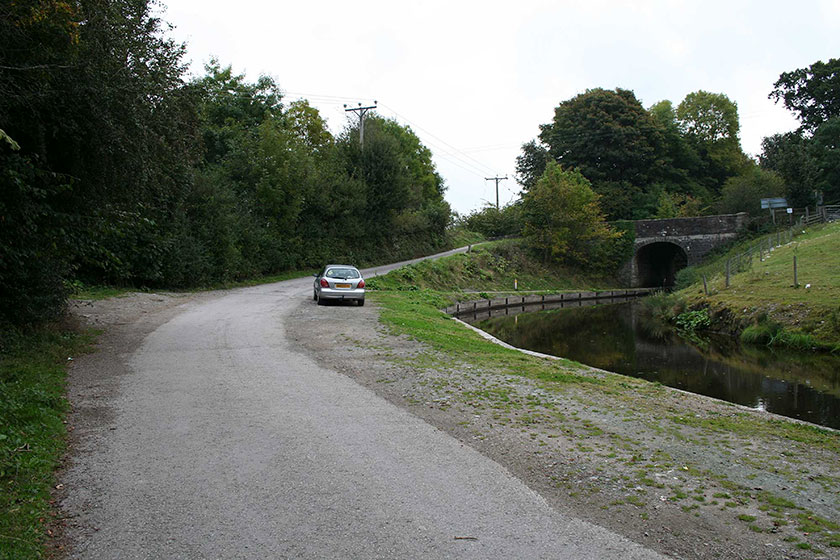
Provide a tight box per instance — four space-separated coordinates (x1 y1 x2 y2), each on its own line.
326 268 360 279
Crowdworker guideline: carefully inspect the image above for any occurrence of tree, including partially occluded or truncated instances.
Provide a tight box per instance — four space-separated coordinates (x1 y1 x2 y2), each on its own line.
514 139 550 192
536 88 667 219
759 132 820 207
676 91 740 143
811 117 840 203
676 91 748 194
648 100 708 202
718 165 785 215
0 0 201 321
460 204 523 238
285 99 333 154
335 116 450 259
521 162 620 265
770 58 840 132
655 192 704 218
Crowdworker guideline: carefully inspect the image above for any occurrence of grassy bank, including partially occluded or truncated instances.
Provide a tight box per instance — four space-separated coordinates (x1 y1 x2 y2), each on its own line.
0 327 95 560
674 221 840 350
367 239 616 295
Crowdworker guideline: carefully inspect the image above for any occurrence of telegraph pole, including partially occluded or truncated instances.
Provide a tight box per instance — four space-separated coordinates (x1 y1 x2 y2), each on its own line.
485 175 508 210
344 101 377 146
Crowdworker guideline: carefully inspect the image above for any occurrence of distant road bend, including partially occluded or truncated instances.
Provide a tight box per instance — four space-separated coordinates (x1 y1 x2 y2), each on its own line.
62 247 669 559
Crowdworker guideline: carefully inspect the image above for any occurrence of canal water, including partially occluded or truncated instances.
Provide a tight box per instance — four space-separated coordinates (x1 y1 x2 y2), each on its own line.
472 300 840 429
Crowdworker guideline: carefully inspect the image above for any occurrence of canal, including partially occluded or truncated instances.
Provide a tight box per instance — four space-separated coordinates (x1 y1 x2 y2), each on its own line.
471 300 840 429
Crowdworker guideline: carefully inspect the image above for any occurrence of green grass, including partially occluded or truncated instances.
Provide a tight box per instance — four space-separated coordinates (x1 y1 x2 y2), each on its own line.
0 327 96 559
366 239 616 294
372 290 596 386
676 221 840 348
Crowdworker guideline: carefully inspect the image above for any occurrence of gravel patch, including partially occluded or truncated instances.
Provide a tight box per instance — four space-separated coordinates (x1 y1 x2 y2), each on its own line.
287 295 840 560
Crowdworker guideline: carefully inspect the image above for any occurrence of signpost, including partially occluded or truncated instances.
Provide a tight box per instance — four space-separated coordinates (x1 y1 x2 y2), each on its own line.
761 198 788 224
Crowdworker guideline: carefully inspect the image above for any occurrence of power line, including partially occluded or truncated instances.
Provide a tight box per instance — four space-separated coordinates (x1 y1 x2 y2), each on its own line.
378 102 498 175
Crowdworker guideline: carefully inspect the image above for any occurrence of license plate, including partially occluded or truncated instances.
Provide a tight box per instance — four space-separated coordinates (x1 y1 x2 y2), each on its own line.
335 283 351 289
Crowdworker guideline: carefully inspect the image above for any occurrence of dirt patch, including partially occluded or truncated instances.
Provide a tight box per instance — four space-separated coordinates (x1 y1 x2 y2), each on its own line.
287 296 840 560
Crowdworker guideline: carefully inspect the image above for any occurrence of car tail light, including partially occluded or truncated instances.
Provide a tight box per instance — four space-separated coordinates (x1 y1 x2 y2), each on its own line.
320 278 329 288
358 279 365 289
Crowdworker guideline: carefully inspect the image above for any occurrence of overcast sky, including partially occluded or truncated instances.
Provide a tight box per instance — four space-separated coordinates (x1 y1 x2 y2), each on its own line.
160 0 840 215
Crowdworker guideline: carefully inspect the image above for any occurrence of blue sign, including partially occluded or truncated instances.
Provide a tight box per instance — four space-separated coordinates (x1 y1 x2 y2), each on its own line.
760 197 788 209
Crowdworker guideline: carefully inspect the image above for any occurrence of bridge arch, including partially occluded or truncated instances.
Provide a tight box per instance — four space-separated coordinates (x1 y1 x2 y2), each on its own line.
634 241 688 288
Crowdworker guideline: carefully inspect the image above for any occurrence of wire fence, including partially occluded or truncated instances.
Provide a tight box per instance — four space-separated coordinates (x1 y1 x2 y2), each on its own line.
693 204 838 295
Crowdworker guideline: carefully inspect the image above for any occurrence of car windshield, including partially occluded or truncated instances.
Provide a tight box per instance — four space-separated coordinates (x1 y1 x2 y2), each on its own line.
326 268 360 279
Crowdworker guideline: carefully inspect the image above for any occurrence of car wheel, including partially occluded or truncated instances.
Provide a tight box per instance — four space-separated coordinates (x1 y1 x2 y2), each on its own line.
357 298 365 307
316 294 324 306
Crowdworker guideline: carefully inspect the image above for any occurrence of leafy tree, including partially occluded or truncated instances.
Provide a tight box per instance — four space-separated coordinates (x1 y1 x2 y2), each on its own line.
648 100 708 203
337 116 450 258
811 117 840 203
460 204 523 238
759 132 820 207
718 165 785 215
285 99 333 154
521 162 620 265
770 58 840 132
537 88 667 219
676 91 749 194
676 91 740 143
655 192 704 218
514 139 550 192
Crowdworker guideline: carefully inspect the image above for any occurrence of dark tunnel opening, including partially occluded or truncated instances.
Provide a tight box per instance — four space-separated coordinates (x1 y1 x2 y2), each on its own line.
635 242 688 288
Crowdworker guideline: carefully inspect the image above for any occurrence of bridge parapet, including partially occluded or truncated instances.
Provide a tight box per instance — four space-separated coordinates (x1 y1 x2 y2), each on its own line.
624 212 749 287
634 213 749 239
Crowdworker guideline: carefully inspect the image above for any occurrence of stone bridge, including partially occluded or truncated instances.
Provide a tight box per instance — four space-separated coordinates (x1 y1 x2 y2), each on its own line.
623 213 749 288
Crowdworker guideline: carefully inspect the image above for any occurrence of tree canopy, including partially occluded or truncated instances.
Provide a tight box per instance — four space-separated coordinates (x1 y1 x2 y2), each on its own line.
770 58 840 132
521 162 619 265
519 88 750 220
0 0 451 327
763 58 840 205
535 88 667 219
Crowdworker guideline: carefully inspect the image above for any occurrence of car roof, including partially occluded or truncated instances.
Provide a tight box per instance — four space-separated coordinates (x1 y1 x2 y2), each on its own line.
325 264 359 269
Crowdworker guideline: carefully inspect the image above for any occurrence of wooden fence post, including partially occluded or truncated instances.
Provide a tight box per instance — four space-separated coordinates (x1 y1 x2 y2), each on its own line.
794 255 798 288
725 259 731 288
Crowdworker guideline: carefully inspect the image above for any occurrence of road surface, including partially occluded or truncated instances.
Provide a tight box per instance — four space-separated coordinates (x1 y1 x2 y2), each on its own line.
62 249 670 559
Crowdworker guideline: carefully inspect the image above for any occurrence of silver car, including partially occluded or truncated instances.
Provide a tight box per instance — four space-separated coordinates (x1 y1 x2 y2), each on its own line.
313 265 365 306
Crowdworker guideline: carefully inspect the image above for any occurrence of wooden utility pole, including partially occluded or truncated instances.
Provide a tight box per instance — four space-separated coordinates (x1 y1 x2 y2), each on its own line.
344 101 377 146
485 175 508 210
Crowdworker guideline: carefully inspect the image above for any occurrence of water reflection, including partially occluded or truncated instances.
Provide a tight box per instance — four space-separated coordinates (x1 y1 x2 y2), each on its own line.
473 301 840 429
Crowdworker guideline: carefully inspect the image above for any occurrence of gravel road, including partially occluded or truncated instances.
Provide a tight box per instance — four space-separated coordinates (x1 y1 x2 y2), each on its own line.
59 251 670 559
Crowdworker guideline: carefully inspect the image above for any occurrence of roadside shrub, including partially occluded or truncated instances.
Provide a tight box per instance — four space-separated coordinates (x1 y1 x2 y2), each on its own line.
459 204 523 238
674 267 700 291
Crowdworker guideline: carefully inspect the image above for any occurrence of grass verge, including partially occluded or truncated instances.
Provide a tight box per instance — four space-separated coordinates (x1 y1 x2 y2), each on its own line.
672 221 840 350
0 327 96 560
